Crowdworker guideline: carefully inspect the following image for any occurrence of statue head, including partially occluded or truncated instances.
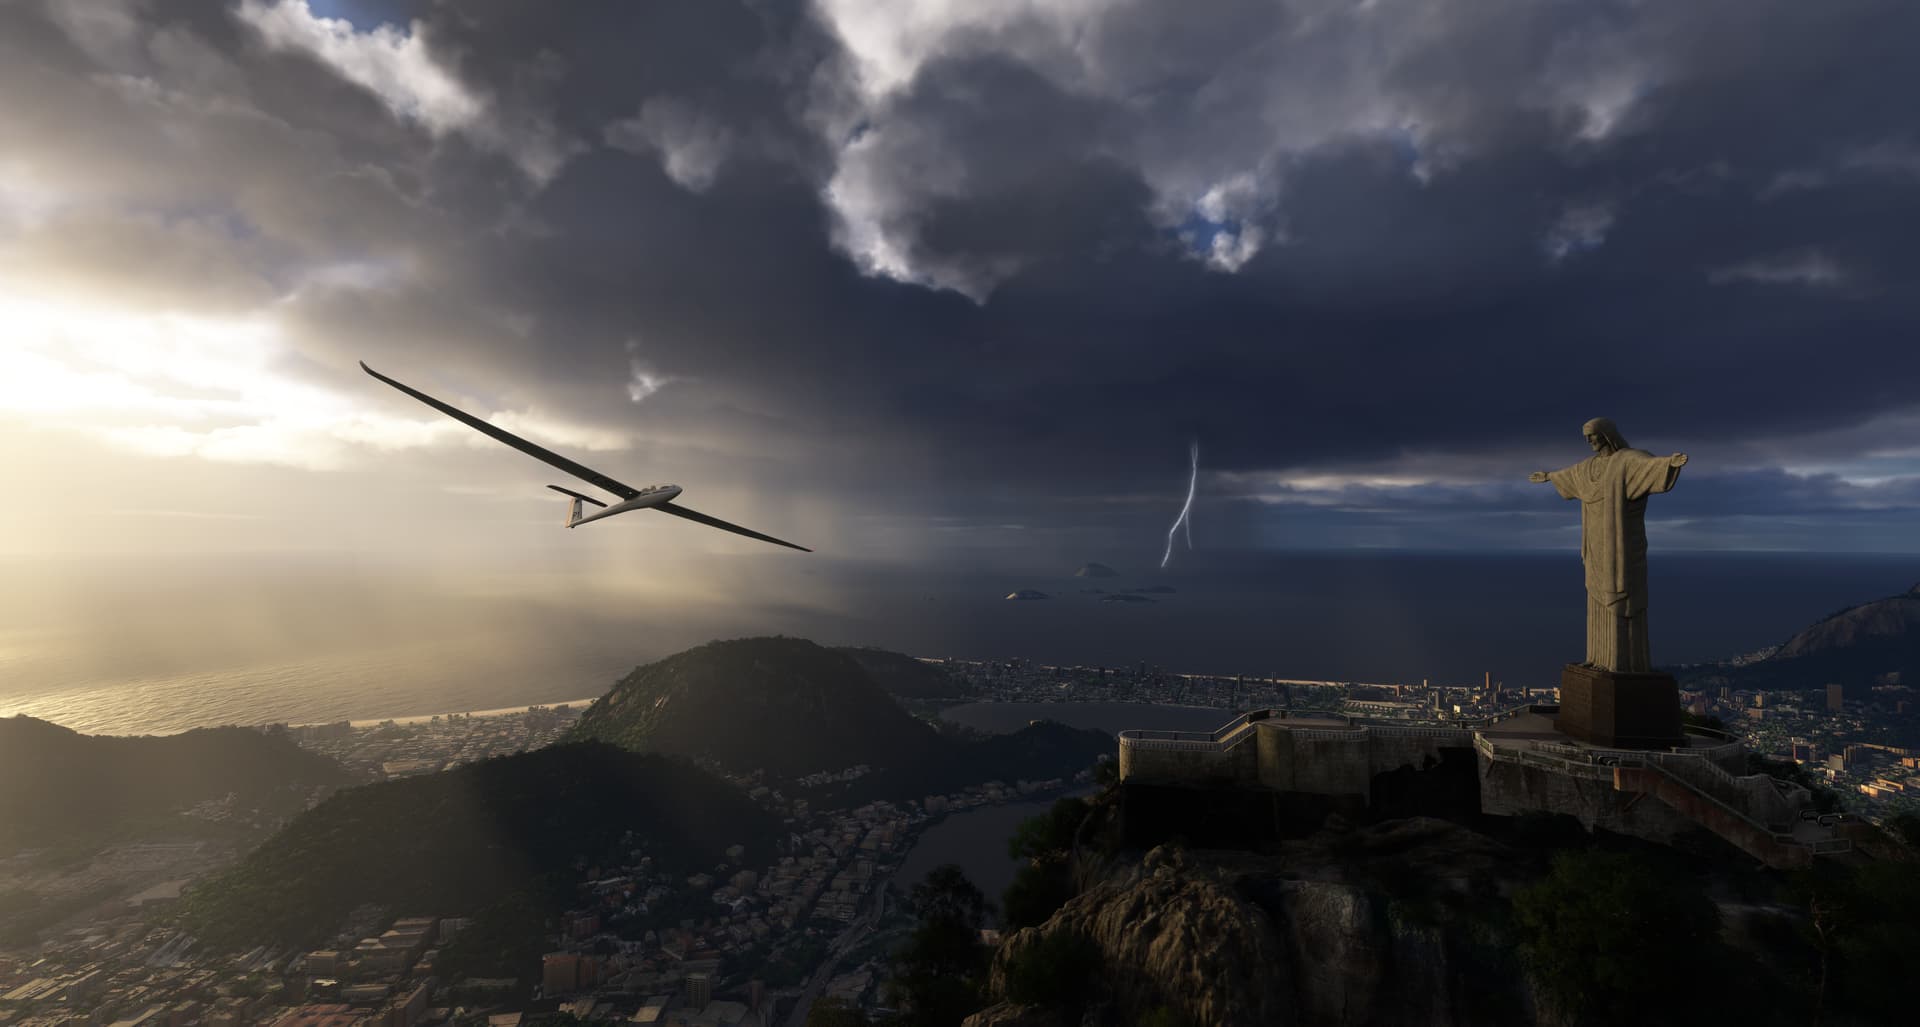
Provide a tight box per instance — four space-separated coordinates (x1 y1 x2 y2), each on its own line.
1582 417 1628 454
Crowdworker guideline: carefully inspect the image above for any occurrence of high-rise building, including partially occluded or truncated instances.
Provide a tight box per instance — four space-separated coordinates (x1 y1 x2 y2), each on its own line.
1827 683 1846 713
684 972 711 1010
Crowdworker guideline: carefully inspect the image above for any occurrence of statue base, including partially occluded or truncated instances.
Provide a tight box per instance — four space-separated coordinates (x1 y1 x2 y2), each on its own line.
1554 664 1685 750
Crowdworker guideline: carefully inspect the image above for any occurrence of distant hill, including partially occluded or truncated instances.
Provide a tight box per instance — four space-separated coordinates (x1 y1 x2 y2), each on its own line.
568 637 939 778
174 743 778 950
1676 583 1920 690
1075 563 1118 578
837 646 975 699
0 717 356 849
567 637 1110 797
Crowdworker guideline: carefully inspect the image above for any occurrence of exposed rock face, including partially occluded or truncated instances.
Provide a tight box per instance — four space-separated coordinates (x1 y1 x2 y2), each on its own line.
996 843 1293 1025
974 818 1540 1027
962 1004 1060 1027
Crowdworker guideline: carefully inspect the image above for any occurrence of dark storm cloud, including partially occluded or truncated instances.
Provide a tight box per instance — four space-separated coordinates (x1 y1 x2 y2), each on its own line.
6 0 1920 554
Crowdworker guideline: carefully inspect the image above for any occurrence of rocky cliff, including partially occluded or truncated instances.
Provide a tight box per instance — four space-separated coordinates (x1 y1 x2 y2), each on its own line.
967 817 1542 1027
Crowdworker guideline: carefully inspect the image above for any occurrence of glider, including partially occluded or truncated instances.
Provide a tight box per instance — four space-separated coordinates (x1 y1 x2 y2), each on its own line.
361 361 811 552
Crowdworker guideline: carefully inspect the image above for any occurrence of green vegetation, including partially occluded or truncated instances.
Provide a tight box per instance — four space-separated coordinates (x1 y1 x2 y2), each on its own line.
1792 860 1920 1024
803 998 870 1027
887 865 991 1027
568 637 939 778
1001 798 1091 931
836 647 973 699
567 637 1110 801
0 716 356 850
1882 811 1920 850
1514 850 1722 1026
1132 1007 1195 1027
174 742 777 951
1680 710 1726 732
1747 753 1845 813
1002 930 1101 1020
1007 797 1091 863
435 891 551 982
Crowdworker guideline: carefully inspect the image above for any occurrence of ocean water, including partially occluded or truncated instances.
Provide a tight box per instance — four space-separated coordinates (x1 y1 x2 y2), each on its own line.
2 550 1914 736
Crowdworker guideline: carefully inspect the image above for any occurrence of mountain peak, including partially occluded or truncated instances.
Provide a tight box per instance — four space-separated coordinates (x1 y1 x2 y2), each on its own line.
568 636 942 778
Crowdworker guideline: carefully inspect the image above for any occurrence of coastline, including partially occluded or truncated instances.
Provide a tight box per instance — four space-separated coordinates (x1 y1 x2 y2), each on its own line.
329 697 603 729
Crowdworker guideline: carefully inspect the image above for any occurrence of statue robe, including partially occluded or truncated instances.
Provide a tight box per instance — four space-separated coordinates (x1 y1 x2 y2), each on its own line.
1547 448 1683 672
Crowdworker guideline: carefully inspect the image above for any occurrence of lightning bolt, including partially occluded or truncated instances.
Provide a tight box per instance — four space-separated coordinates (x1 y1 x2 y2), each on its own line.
1161 440 1198 569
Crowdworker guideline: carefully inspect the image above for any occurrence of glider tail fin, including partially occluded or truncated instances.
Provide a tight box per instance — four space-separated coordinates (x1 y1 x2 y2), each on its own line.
546 484 607 528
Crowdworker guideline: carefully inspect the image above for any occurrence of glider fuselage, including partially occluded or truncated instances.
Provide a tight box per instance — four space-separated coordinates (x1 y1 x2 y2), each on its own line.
569 484 682 527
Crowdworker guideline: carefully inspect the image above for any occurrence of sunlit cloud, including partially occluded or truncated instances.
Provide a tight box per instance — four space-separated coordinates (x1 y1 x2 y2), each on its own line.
0 162 65 231
237 0 482 135
235 0 575 184
0 286 629 470
624 338 675 405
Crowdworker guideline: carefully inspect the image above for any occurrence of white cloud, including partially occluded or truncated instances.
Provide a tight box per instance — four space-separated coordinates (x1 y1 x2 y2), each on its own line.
605 98 735 192
0 162 66 232
1537 29 1657 144
1765 137 1920 196
1707 250 1847 288
0 282 635 470
815 0 1118 103
235 0 573 184
42 0 147 72
237 0 481 135
1542 203 1615 262
1207 225 1264 273
484 412 630 453
622 339 675 404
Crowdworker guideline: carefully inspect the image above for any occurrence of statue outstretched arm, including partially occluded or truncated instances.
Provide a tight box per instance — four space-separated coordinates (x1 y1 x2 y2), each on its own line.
1537 464 1585 500
1621 449 1687 499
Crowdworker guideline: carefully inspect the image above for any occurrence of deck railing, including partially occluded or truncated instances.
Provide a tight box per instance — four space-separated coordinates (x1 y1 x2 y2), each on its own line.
1118 708 1349 751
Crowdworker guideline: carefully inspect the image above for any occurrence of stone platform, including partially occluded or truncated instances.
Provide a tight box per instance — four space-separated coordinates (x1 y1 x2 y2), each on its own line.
1554 664 1685 749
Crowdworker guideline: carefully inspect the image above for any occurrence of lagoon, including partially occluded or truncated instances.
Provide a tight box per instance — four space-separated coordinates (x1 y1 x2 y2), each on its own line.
938 699 1238 737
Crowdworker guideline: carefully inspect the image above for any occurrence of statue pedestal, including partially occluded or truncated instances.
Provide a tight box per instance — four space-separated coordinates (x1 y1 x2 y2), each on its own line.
1554 664 1685 749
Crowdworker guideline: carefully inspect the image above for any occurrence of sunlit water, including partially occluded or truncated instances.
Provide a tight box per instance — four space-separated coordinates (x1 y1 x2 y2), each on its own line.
0 631 633 735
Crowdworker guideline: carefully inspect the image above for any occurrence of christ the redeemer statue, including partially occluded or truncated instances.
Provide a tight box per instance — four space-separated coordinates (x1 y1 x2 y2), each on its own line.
1528 418 1688 673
